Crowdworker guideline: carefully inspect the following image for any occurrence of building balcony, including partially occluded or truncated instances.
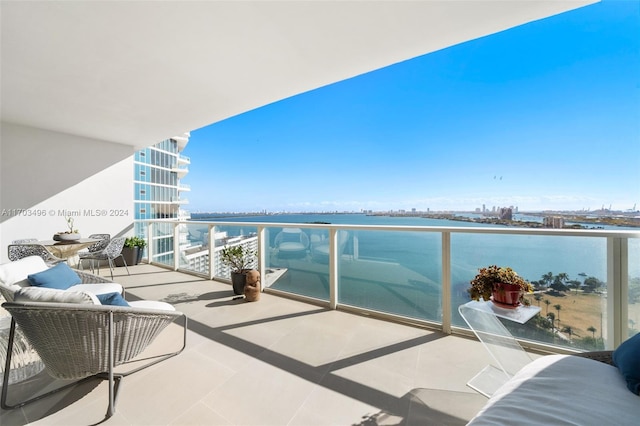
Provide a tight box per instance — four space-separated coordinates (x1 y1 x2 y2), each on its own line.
172 135 190 152
2 221 638 424
171 166 189 178
177 154 190 165
169 197 188 205
178 183 191 192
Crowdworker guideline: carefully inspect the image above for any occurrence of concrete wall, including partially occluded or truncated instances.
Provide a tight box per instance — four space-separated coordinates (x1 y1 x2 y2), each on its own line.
0 122 135 262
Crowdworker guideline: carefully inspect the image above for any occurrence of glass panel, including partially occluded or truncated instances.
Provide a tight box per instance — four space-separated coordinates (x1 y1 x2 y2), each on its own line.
150 222 175 267
628 237 640 338
339 230 442 321
178 223 211 275
266 227 330 301
451 233 608 351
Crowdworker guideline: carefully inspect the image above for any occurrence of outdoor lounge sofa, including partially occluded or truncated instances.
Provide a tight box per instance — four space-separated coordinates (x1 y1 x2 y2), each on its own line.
467 347 640 425
0 255 186 419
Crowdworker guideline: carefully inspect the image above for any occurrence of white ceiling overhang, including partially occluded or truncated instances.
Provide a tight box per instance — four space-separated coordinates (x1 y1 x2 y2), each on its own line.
1 1 598 149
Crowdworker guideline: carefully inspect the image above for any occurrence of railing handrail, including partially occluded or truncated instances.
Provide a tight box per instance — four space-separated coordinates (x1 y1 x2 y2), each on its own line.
147 219 640 238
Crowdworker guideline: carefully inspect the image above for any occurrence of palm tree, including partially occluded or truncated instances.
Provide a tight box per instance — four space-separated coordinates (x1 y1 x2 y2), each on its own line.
568 279 581 295
541 272 554 289
547 312 556 334
554 304 562 322
587 326 597 338
551 273 570 293
534 294 542 306
544 299 551 315
561 325 574 342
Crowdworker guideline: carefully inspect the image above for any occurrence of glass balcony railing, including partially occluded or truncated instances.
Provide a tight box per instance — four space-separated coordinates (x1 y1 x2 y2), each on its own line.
142 220 640 353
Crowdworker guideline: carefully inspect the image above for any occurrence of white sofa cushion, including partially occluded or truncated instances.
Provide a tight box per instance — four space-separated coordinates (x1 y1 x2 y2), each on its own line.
0 256 48 290
467 354 640 425
68 283 123 296
14 287 100 305
129 300 176 311
13 289 175 311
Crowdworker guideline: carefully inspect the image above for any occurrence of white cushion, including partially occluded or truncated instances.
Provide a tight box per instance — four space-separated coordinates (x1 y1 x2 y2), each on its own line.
468 354 640 425
68 283 123 296
129 300 176 311
0 256 48 287
14 287 99 305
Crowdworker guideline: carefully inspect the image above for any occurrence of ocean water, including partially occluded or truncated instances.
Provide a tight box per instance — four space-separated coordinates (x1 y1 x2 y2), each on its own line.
195 213 640 283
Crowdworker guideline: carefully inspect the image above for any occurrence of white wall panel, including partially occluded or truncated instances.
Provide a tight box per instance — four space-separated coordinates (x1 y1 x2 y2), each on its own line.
1 122 135 262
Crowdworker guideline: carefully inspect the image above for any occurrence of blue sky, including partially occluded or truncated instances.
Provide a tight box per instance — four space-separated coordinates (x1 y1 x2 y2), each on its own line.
183 0 640 213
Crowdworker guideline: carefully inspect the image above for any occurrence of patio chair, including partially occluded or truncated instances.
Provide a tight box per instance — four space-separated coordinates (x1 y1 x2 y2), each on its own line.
1 299 187 419
311 230 349 263
79 237 129 279
7 244 66 266
274 228 310 258
83 233 111 253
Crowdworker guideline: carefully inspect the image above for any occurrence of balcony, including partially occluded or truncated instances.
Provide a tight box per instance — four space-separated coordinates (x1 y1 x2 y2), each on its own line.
1 263 493 425
177 154 190 165
3 221 638 424
172 135 189 152
170 166 189 178
169 196 189 205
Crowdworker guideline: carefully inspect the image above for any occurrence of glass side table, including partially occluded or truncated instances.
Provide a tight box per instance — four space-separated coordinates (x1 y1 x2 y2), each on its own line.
459 300 541 397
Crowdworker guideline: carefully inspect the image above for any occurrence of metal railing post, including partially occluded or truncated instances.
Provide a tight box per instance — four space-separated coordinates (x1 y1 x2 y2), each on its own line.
173 222 180 271
607 236 628 348
329 228 338 309
257 225 266 288
208 225 216 280
147 222 154 264
442 231 452 334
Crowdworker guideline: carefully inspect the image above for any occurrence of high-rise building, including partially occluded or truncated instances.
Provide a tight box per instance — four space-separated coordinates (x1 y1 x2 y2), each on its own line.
133 133 191 263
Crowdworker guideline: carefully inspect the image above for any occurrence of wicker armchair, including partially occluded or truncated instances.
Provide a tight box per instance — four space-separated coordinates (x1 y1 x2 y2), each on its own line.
1 301 186 419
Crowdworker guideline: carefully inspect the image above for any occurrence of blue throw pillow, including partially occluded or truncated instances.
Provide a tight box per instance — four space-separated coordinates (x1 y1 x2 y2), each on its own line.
27 263 81 290
97 292 129 306
613 332 640 395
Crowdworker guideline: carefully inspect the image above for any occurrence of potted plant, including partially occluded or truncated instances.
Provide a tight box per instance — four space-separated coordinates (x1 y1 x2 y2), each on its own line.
116 236 147 266
468 265 533 307
220 245 257 295
53 217 81 241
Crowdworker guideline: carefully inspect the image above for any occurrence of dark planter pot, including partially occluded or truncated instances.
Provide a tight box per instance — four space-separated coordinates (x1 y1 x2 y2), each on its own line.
115 247 142 267
231 271 248 295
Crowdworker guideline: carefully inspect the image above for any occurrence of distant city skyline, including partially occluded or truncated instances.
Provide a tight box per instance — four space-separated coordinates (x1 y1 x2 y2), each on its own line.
183 0 640 214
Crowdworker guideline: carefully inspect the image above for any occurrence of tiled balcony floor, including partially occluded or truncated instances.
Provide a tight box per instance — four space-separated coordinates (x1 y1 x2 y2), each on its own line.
1 264 493 425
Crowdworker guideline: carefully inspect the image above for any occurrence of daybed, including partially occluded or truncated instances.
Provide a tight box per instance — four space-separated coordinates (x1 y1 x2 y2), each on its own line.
0 255 186 419
467 344 640 425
